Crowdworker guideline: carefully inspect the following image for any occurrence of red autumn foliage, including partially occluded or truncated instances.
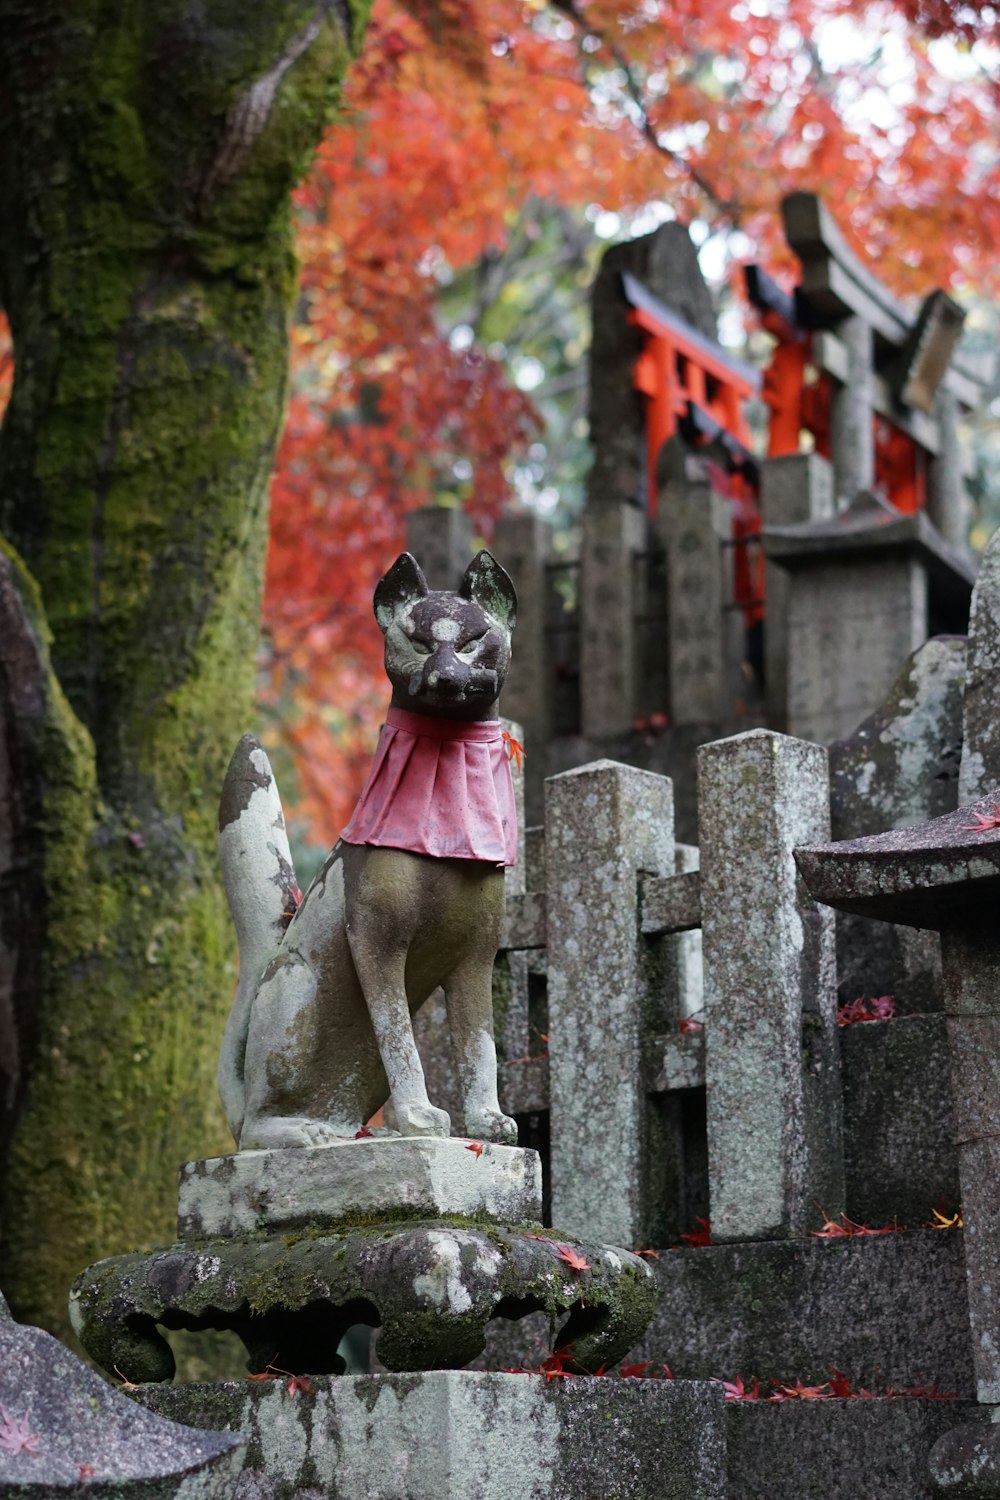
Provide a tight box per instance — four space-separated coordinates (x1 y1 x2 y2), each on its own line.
466 1140 484 1159
258 0 1000 843
719 1370 957 1400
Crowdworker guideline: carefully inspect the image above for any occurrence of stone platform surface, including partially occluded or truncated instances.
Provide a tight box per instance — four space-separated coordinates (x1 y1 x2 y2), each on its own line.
728 1397 977 1499
178 1136 542 1237
136 1370 727 1500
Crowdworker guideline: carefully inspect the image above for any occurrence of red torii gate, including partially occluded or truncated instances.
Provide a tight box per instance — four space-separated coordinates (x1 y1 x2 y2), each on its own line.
622 270 764 624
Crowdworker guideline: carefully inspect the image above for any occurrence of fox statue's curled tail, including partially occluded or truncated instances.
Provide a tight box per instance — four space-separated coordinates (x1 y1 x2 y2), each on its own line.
217 734 301 1144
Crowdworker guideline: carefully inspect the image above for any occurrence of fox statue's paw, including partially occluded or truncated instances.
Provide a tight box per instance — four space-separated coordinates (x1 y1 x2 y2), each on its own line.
238 1115 345 1151
384 1097 451 1138
465 1107 518 1146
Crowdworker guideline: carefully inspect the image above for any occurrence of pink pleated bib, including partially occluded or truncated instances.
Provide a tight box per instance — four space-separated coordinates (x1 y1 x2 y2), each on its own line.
341 706 517 866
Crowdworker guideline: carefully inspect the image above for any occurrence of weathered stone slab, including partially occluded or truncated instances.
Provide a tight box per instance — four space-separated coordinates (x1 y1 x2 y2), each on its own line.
545 760 676 1247
764 502 974 745
698 729 842 1240
661 453 730 728
841 1015 959 1227
137 1370 727 1500
177 1138 543 1239
830 635 966 1013
930 1412 1000 1496
404 506 473 590
0 1299 243 1497
760 451 835 731
494 508 552 757
631 1231 973 1396
795 796 1000 929
960 525 1000 803
729 1397 976 1500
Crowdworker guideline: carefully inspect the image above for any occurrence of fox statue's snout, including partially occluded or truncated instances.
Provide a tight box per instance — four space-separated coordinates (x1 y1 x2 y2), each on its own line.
217 549 519 1154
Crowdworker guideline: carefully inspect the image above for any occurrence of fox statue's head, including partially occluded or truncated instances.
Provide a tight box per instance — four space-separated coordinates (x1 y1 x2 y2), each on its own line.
373 551 517 722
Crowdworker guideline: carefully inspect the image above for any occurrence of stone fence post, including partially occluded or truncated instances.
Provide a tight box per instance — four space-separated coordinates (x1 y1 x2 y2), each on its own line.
697 729 843 1240
405 506 473 590
546 760 675 1247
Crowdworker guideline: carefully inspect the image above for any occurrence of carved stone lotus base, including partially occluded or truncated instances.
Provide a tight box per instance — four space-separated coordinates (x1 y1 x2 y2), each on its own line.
69 1220 657 1384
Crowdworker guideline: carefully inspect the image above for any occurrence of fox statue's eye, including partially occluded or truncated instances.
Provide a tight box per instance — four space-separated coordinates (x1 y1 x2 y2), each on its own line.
457 641 479 658
412 641 433 656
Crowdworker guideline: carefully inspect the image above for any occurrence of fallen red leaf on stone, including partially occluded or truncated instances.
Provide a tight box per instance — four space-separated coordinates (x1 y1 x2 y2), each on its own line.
466 1140 484 1160
772 1379 832 1401
0 1406 40 1455
961 804 1000 831
681 1216 711 1247
538 1346 578 1380
286 1374 314 1397
837 994 896 1026
78 1465 95 1480
716 1376 761 1401
555 1244 590 1273
620 1361 653 1378
812 1211 905 1238
679 1016 704 1034
633 1247 660 1260
354 1126 374 1139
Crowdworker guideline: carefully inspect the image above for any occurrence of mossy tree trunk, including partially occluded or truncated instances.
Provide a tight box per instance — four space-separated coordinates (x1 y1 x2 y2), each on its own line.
0 0 369 1340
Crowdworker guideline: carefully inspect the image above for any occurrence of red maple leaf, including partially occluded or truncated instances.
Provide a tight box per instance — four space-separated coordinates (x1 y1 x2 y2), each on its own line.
539 1346 576 1380
961 803 1000 832
78 1466 95 1480
620 1360 653 1378
828 1369 857 1398
681 1216 711 1247
501 731 525 772
716 1376 761 1401
679 1016 704 1034
466 1140 484 1160
771 1379 832 1400
633 1247 660 1260
812 1212 905 1238
0 1406 40 1455
837 994 896 1026
555 1244 590 1273
354 1126 374 1139
286 1374 315 1397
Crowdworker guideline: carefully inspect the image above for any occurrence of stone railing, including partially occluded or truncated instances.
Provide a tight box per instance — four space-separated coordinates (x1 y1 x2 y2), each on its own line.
493 729 843 1251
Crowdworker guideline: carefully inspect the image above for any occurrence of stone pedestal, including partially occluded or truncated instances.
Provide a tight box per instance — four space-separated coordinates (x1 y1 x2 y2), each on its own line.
178 1137 543 1238
72 1136 656 1388
137 1370 727 1500
763 501 976 745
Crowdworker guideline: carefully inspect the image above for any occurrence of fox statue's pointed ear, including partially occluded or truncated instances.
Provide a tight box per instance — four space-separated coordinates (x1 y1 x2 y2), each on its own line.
460 550 517 631
374 553 430 632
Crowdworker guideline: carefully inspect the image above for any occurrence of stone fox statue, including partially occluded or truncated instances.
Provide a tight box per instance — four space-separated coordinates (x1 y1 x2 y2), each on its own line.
217 550 519 1152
